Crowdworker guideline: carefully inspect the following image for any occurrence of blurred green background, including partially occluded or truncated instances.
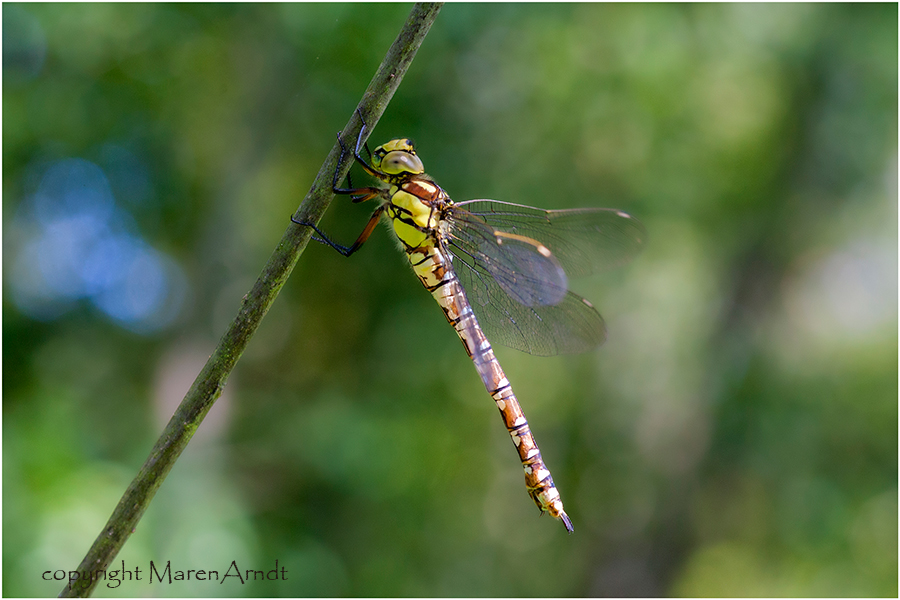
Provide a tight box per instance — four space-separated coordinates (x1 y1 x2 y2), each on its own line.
3 3 897 597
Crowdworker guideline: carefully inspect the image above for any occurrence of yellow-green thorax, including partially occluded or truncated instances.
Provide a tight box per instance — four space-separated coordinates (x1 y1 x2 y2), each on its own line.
370 139 449 250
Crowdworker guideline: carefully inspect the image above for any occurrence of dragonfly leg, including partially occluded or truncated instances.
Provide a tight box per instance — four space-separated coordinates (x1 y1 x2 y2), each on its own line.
352 109 378 174
292 205 384 258
334 108 380 183
332 126 382 202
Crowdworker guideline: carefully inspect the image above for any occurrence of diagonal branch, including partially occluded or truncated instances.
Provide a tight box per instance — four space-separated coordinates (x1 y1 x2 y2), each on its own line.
59 3 443 597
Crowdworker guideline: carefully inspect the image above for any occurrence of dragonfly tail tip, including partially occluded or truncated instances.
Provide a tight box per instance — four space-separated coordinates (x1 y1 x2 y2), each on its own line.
560 512 574 533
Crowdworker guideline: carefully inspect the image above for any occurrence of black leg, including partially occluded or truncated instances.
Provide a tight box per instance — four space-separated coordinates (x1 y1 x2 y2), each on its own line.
332 111 381 197
292 205 384 258
295 109 385 256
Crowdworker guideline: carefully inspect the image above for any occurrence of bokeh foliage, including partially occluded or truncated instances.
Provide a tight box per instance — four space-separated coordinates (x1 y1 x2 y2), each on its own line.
3 3 897 597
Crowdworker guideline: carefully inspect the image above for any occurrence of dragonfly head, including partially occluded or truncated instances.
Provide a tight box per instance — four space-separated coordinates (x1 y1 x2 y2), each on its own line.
372 139 425 176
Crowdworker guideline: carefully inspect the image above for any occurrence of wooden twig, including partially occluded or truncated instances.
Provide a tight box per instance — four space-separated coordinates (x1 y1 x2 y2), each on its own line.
59 3 443 596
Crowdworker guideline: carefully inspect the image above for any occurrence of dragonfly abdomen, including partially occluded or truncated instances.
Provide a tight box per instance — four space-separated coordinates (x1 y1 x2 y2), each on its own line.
404 239 574 532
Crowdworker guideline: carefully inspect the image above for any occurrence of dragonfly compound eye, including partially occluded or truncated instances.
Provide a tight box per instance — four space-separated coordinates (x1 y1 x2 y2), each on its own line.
380 150 424 175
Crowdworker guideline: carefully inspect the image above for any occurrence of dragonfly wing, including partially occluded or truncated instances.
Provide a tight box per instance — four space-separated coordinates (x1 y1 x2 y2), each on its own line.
446 208 569 307
454 199 646 278
445 205 608 356
451 247 607 355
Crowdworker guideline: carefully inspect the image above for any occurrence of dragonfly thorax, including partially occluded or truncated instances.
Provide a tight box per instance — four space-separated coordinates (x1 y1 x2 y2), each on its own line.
372 138 424 178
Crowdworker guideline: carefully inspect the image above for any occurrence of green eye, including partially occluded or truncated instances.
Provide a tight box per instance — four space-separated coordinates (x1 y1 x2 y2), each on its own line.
381 151 424 175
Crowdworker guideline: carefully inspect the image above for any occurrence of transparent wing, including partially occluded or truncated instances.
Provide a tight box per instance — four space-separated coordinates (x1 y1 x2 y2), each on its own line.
445 208 570 308
453 199 646 278
451 244 607 355
443 200 645 356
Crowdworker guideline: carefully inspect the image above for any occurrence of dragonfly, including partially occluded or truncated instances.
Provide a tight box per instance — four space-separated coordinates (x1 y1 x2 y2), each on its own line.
294 115 646 532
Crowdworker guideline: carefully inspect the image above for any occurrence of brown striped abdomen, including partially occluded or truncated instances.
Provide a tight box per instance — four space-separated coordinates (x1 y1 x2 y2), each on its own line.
406 240 573 532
